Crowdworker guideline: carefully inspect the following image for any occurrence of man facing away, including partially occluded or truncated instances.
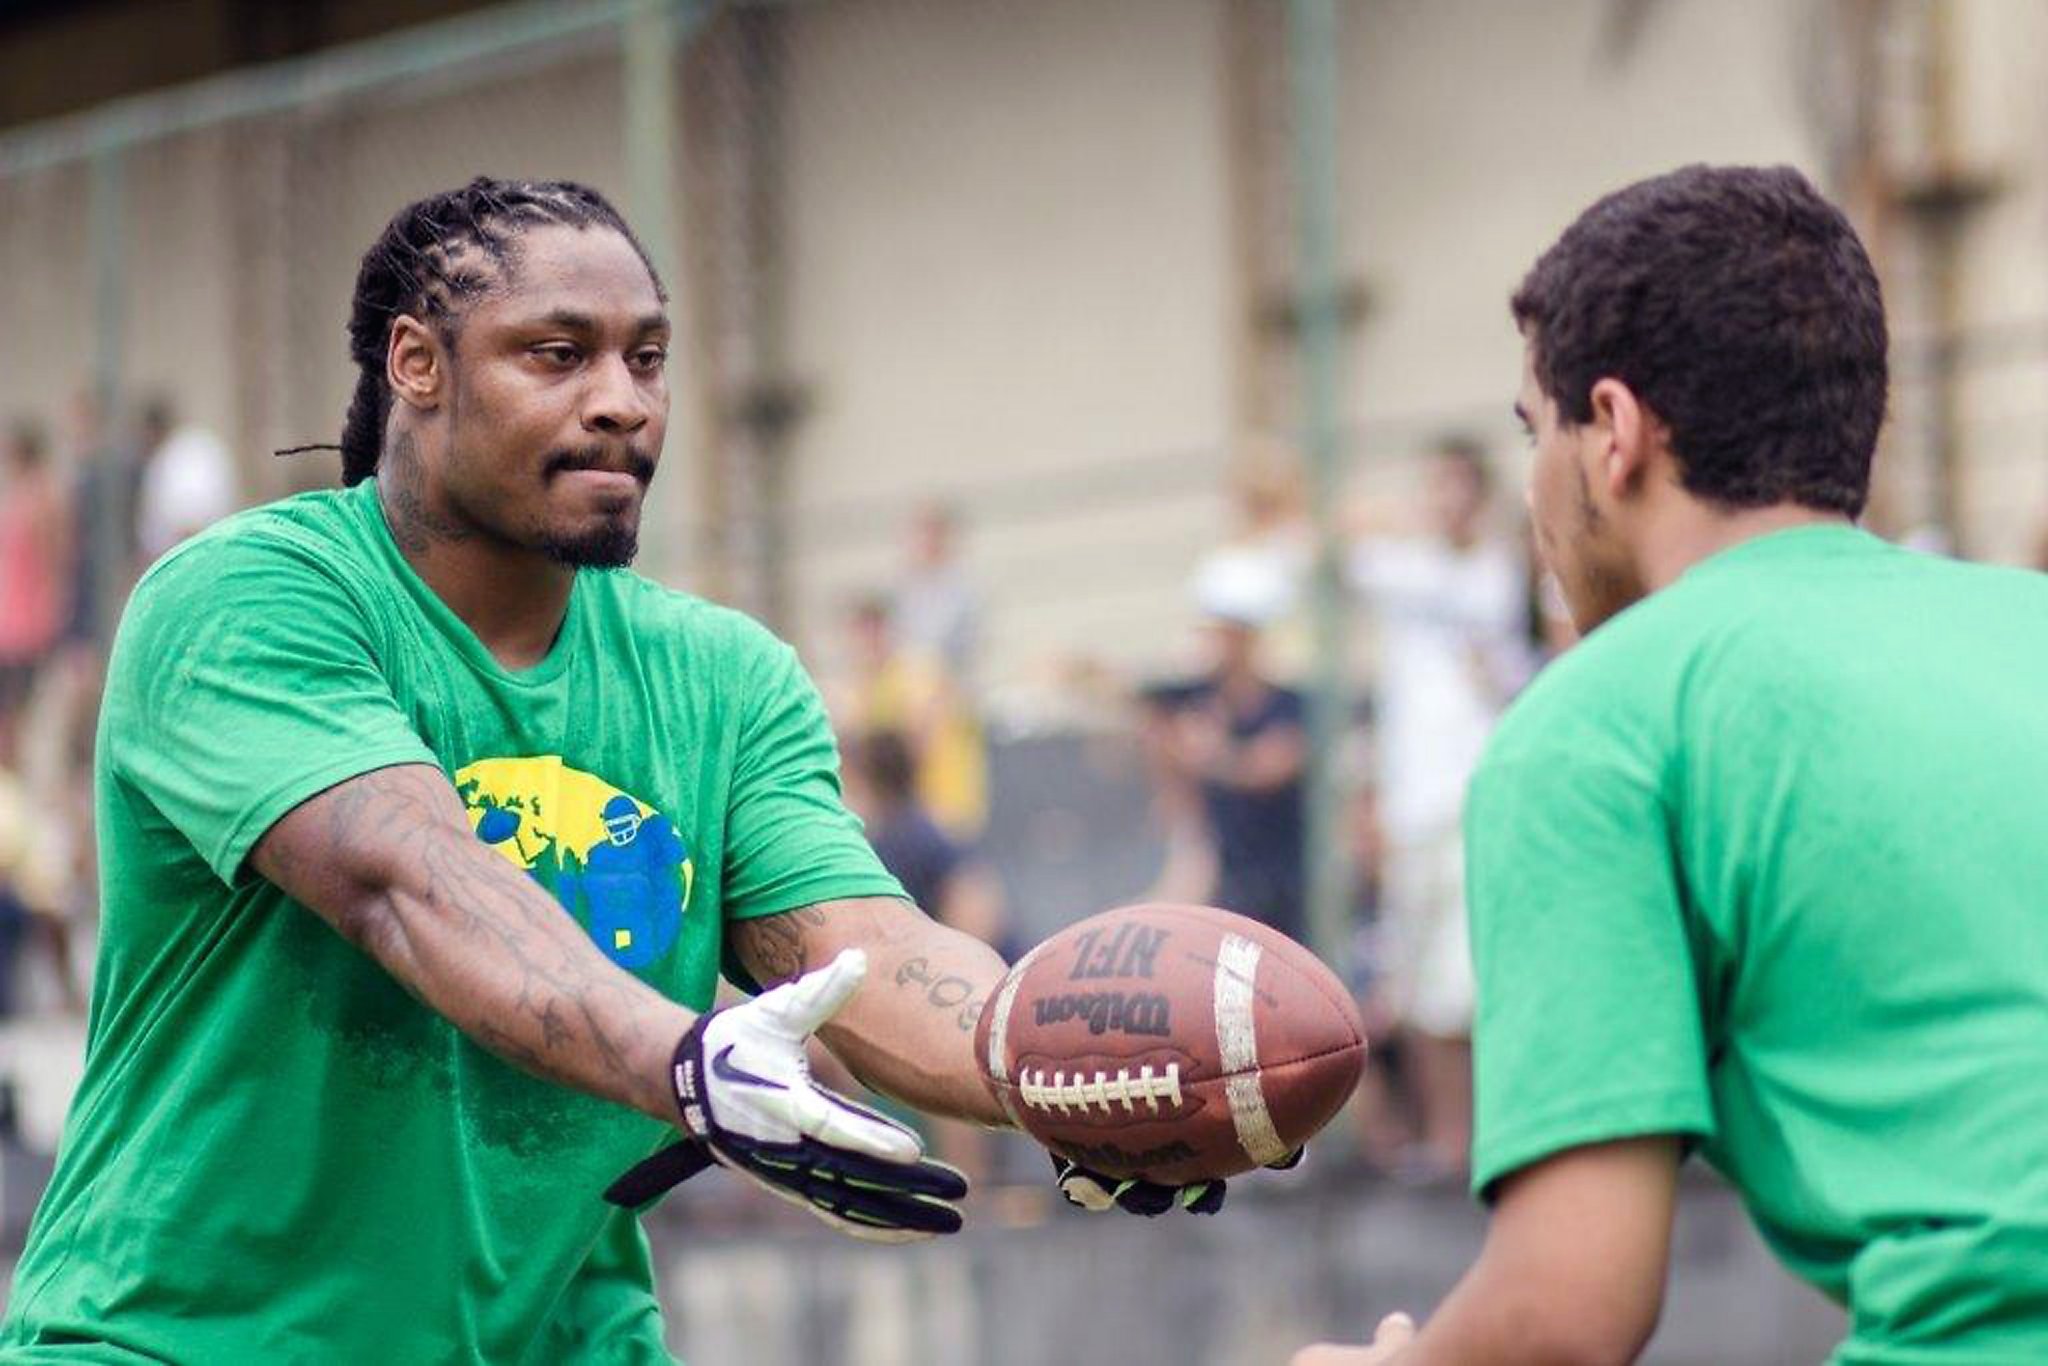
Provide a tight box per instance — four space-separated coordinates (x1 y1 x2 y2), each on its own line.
1297 164 2048 1363
1 178 1221 1366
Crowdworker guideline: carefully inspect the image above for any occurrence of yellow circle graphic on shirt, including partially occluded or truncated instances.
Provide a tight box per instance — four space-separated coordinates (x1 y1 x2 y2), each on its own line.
454 757 694 972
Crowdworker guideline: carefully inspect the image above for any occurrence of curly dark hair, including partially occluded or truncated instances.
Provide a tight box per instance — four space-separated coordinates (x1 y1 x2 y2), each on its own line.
334 177 664 486
1511 164 1886 516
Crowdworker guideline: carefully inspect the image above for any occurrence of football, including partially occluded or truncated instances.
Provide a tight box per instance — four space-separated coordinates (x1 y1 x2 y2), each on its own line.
976 903 1367 1186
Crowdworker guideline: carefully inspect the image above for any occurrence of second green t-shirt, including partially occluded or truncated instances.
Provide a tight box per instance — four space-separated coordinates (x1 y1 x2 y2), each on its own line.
1466 525 2048 1363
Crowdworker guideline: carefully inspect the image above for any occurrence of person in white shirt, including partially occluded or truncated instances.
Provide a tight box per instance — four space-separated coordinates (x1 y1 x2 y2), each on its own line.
891 501 981 687
1349 435 1532 1178
134 399 237 565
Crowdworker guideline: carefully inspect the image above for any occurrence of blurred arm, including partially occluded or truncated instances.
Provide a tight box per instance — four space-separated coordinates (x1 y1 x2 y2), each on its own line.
251 763 695 1123
730 896 1010 1127
1224 721 1305 793
1171 703 1304 793
935 861 1006 949
1296 1137 1679 1366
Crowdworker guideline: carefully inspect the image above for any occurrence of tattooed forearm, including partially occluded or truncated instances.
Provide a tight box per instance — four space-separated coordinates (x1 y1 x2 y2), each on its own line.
730 905 830 988
894 956 986 1032
779 898 1011 1126
252 763 694 1124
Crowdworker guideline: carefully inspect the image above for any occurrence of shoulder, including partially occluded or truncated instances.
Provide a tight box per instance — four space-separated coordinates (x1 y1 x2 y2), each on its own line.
588 571 806 678
1479 580 1724 786
128 489 375 607
593 571 777 642
112 490 397 692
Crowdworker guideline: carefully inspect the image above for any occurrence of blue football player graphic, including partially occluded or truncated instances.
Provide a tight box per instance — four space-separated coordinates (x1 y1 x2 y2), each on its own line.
456 759 690 971
580 794 689 970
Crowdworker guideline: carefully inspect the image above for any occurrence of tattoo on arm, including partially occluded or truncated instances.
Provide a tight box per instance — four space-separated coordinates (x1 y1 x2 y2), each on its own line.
895 955 986 1033
254 763 686 1121
730 905 830 988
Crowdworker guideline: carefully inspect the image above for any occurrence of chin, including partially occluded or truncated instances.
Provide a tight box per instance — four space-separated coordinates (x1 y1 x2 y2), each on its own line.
538 513 641 569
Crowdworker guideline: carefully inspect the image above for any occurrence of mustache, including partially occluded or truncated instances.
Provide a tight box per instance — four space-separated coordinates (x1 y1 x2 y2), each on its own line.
545 444 656 484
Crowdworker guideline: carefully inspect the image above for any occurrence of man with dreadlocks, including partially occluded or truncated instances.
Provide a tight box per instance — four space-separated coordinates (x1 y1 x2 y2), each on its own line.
0 178 1225 1364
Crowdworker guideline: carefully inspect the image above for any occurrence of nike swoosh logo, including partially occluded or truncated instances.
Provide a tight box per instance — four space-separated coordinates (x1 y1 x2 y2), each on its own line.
711 1044 786 1092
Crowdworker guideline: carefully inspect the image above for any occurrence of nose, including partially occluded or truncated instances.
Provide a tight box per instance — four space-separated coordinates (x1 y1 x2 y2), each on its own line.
582 353 650 436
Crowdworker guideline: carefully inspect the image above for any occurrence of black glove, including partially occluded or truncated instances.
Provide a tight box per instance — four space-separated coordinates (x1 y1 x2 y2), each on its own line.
1049 1146 1304 1217
602 949 969 1243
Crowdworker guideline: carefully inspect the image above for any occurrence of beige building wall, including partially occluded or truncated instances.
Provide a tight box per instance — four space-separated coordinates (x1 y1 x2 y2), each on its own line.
1343 0 1827 445
776 0 1236 689
0 164 97 440
0 0 2042 695
1941 0 2048 563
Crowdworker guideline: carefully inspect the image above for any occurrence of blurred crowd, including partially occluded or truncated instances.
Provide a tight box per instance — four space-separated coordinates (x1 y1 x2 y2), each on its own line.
1137 437 1562 1188
0 394 239 1039
7 403 2047 1199
813 438 1564 1194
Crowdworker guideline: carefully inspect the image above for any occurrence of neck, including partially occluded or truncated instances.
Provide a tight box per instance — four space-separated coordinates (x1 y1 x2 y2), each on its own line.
1634 500 1852 595
377 433 575 670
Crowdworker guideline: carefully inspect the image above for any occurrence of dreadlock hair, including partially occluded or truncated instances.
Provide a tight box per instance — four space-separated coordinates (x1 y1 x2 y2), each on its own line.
335 177 665 487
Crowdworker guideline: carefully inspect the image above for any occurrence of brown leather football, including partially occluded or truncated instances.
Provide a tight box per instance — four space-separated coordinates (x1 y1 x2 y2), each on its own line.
975 902 1367 1185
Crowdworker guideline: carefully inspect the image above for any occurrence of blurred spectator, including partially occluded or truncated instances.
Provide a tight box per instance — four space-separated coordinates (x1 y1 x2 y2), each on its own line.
0 421 72 715
1164 553 1307 945
1192 452 1311 677
59 390 142 652
134 397 236 564
837 594 989 839
892 501 981 686
0 705 67 1018
1134 677 1221 907
841 726 1009 1185
1347 434 1531 1179
844 728 1009 956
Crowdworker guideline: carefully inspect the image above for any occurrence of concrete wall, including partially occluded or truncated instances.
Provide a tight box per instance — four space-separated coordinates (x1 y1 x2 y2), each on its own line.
1342 0 1827 437
1942 0 2048 561
641 1169 1845 1366
776 0 1236 679
0 0 2041 682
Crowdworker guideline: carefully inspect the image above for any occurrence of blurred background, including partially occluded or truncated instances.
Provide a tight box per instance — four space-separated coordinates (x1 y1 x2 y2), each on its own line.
2 1 2045 1362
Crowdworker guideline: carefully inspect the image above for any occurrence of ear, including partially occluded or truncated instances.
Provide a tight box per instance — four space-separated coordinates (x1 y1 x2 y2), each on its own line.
386 315 446 413
1587 377 1653 500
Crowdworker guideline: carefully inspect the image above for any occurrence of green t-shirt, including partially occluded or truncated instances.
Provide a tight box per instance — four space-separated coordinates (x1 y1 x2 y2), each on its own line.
1466 525 2048 1363
1 481 904 1364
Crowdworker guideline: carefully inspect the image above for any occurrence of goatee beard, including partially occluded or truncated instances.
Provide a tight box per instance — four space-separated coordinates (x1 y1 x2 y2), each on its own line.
539 518 639 569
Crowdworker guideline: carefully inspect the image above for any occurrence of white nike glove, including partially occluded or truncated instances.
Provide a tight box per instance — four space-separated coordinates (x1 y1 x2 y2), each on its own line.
603 948 968 1242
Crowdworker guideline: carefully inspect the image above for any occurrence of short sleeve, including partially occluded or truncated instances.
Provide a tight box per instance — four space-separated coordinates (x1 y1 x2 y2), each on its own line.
1463 747 1715 1201
104 534 440 885
720 629 905 940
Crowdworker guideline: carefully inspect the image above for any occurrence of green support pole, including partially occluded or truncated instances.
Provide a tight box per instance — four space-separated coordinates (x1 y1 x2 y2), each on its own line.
621 0 710 585
1289 0 1352 975
90 148 129 636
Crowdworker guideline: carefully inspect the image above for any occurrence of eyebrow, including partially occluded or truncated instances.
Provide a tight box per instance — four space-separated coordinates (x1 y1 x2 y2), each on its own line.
528 309 670 335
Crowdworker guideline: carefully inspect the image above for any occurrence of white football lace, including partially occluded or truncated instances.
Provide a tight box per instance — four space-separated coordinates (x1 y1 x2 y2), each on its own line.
1018 1062 1184 1116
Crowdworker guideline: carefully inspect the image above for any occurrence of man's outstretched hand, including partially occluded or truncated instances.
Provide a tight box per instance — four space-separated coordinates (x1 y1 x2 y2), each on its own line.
604 948 968 1243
